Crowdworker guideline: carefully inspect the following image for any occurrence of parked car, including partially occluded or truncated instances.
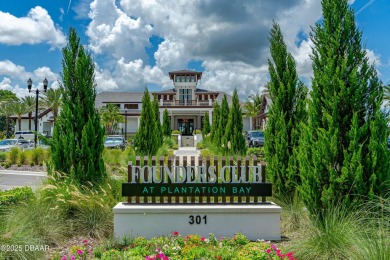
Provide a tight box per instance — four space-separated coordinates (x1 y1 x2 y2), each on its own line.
14 131 35 140
246 131 265 147
104 135 126 150
387 138 390 150
0 139 33 152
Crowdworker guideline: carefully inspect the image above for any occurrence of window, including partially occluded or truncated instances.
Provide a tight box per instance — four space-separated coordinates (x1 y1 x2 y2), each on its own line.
124 104 138 109
179 89 192 101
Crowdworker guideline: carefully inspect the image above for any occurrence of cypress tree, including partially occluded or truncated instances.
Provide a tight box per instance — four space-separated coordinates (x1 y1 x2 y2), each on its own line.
298 0 390 218
210 101 220 141
202 112 211 138
223 89 246 155
264 22 308 198
134 88 159 155
215 95 229 147
153 96 163 147
51 28 105 184
162 108 171 137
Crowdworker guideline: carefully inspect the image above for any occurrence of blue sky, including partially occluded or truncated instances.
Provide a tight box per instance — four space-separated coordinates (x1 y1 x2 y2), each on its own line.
0 0 389 98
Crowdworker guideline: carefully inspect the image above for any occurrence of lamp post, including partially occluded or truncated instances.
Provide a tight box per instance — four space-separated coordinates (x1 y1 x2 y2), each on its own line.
124 109 128 140
27 78 48 148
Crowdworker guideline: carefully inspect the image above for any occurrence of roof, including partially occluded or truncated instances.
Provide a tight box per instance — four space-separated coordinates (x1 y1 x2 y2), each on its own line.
10 107 52 119
95 92 149 108
168 70 202 80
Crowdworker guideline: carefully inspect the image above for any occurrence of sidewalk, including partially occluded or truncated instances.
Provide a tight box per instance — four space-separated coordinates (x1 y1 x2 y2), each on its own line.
173 147 200 157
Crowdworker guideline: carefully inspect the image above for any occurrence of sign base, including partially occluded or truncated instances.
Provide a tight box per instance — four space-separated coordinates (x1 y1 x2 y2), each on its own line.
113 203 281 241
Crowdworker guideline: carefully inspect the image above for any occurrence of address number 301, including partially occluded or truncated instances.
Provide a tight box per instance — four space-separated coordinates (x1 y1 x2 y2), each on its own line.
188 215 207 225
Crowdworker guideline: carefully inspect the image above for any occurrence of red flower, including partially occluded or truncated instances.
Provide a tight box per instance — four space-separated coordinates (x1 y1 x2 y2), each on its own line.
173 231 179 236
201 237 205 241
266 249 271 254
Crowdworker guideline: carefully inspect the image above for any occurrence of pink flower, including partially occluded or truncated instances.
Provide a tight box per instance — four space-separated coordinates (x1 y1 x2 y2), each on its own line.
276 249 282 257
71 256 75 260
61 256 67 260
77 249 83 255
173 231 179 236
271 244 277 251
201 237 205 241
266 249 271 254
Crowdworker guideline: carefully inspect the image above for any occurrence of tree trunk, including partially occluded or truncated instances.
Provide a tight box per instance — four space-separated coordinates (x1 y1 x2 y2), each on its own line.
18 117 21 131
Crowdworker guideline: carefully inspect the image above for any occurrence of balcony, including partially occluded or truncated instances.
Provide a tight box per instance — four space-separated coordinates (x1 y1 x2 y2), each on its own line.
161 99 213 107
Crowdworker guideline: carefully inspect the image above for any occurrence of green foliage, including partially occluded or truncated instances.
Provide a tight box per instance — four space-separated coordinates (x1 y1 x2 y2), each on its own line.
223 89 246 155
246 147 265 158
214 95 229 146
264 21 308 198
162 108 171 136
7 147 20 164
31 147 45 165
18 150 28 165
100 104 124 135
91 233 293 259
39 87 63 123
196 141 204 149
51 27 106 184
298 0 390 219
133 89 161 155
171 130 180 134
0 187 34 207
202 111 211 138
210 101 220 141
243 92 263 130
193 129 202 134
153 96 163 148
0 152 6 162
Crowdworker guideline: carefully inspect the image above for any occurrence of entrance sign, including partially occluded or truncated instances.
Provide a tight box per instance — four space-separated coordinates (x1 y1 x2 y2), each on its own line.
114 155 281 241
122 156 272 204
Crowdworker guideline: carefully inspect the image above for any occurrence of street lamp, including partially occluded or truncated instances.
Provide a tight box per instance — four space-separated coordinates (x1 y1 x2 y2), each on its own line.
124 109 128 140
27 78 48 148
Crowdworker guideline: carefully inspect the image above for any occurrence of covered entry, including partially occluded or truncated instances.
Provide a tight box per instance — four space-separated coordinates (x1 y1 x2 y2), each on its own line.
178 118 194 147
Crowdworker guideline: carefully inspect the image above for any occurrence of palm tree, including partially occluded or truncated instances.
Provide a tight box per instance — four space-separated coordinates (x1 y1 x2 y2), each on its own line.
21 95 35 130
243 92 262 130
11 100 27 131
0 90 18 137
39 88 63 124
100 104 124 135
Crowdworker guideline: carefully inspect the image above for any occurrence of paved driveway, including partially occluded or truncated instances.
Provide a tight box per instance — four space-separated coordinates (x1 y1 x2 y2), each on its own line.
0 170 47 191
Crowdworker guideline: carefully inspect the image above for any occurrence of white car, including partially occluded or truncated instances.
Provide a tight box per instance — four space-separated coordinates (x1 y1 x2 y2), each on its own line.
0 139 33 152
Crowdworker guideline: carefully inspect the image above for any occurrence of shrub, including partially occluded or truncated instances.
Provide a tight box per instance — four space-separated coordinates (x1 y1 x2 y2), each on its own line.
19 150 28 165
31 147 45 165
193 129 202 134
196 142 204 149
7 147 20 164
290 203 365 260
172 144 178 150
0 187 34 207
164 136 176 149
0 152 7 162
171 130 180 135
246 147 265 158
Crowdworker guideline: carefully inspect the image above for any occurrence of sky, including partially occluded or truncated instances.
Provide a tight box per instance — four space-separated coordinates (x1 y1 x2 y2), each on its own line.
0 0 389 99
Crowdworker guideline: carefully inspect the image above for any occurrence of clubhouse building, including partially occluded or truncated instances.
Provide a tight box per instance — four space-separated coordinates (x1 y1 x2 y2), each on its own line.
12 70 271 145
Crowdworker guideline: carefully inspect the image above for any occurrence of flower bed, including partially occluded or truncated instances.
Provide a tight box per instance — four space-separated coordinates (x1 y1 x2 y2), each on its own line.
56 232 295 260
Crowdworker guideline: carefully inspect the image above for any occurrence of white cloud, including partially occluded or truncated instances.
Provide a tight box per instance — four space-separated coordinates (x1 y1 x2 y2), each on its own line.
0 78 30 98
0 60 60 97
81 0 326 97
366 49 382 66
0 60 31 81
0 6 66 48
